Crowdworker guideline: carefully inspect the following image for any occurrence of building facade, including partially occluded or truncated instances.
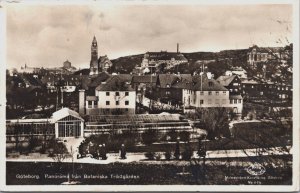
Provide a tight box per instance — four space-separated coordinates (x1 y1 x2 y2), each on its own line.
81 75 136 115
140 48 188 71
182 73 243 115
247 45 290 69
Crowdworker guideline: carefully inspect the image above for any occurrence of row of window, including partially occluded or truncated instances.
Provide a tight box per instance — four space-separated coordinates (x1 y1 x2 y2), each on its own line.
186 99 242 105
106 91 129 96
58 122 81 137
88 100 130 106
106 101 130 106
243 84 292 91
230 99 242 104
207 91 227 95
186 90 227 95
6 124 55 135
199 99 228 105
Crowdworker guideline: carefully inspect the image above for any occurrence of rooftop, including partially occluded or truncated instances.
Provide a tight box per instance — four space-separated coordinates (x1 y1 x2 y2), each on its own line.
216 75 238 86
52 107 84 122
184 74 228 91
95 76 135 91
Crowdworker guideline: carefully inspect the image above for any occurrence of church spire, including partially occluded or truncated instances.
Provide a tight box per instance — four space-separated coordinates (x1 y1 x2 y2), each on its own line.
90 36 99 75
92 35 97 43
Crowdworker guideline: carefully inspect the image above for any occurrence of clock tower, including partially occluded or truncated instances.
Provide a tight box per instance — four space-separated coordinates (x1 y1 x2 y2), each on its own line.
90 36 99 75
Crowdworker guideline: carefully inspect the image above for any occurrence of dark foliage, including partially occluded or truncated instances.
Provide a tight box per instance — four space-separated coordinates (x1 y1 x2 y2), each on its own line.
141 129 158 145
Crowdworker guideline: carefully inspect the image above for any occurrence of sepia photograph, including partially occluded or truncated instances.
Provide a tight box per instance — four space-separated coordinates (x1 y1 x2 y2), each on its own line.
0 0 299 192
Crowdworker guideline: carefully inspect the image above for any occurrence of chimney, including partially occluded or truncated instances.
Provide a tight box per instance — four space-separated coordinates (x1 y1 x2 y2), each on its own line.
177 43 179 53
79 89 85 116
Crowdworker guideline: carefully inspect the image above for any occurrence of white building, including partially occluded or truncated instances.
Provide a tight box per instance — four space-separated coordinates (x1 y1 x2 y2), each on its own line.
82 75 136 115
52 108 84 139
182 73 242 115
141 49 188 70
225 67 247 79
19 64 40 74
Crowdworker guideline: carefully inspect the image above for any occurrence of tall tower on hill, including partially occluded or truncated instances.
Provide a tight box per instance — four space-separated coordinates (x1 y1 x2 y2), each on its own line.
90 36 99 75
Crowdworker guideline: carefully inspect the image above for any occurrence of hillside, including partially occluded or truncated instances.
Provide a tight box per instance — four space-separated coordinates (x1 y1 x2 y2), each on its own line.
109 49 248 77
110 54 144 74
165 49 248 78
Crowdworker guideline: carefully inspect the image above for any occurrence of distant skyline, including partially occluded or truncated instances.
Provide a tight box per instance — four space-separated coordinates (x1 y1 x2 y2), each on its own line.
6 3 292 69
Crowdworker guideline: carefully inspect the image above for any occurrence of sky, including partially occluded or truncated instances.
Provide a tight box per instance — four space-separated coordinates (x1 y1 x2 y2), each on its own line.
6 3 292 69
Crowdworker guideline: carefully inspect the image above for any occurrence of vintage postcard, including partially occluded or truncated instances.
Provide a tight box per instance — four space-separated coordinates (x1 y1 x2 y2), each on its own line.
0 0 299 192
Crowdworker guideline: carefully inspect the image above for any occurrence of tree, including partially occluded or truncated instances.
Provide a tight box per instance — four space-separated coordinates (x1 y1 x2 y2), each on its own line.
186 107 230 140
179 131 190 142
182 142 193 160
174 139 180 160
14 124 22 153
49 140 68 164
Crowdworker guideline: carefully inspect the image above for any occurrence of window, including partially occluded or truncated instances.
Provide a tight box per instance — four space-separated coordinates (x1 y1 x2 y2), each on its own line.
116 92 120 96
200 91 204 95
125 108 128 112
166 91 171 95
234 99 237 104
238 99 242 103
116 101 119 105
200 100 204 105
94 101 98 106
125 92 129 96
106 101 110 105
230 100 233 104
208 82 213 87
215 99 220 104
208 91 212 95
125 101 129 105
106 92 110 96
88 101 92 106
223 91 226 95
216 91 219 95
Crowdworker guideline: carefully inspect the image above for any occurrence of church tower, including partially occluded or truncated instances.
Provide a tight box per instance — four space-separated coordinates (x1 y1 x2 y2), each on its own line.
90 36 99 75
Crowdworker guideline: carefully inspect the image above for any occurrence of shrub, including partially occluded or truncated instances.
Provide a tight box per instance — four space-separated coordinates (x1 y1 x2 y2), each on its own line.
182 149 193 160
145 151 155 160
142 129 158 145
167 129 178 142
164 151 171 160
182 142 193 160
28 137 40 152
179 131 190 142
155 153 162 161
174 141 180 160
